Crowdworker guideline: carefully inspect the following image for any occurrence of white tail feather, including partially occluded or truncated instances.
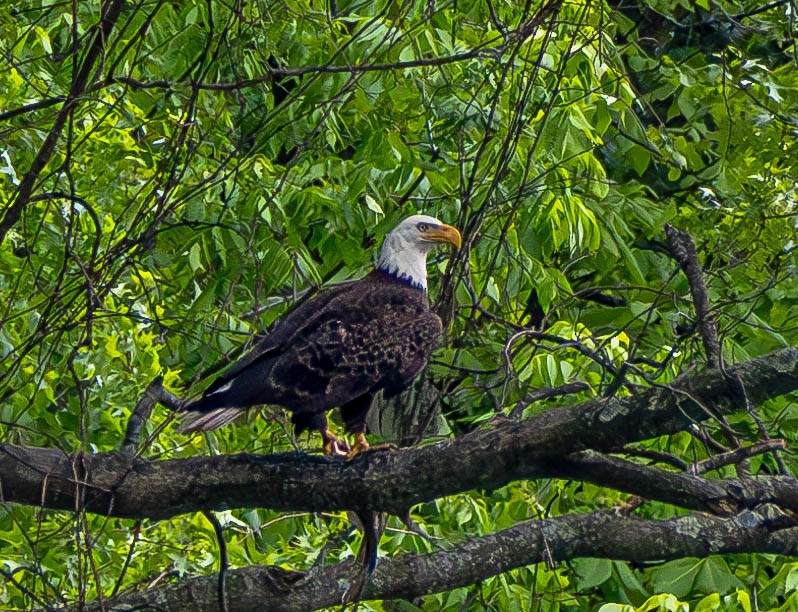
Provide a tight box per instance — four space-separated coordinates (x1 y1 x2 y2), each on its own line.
177 408 245 433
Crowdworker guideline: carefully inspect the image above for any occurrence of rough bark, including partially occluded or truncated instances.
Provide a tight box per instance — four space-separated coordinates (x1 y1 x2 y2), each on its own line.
68 509 798 612
2 347 798 521
3 346 797 611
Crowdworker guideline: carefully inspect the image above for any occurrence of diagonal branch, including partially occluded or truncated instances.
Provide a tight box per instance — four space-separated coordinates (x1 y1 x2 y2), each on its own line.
546 448 798 516
665 225 722 367
119 377 181 456
0 0 127 245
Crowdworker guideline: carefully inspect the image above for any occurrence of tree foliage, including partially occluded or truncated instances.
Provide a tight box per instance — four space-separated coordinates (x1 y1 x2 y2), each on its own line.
1 0 797 609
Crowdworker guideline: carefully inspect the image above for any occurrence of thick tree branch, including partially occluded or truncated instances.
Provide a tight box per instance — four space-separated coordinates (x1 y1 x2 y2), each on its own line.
68 509 798 612
548 449 798 516
1 347 797 520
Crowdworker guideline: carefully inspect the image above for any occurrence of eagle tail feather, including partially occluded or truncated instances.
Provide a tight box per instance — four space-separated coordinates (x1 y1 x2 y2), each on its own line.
177 407 245 433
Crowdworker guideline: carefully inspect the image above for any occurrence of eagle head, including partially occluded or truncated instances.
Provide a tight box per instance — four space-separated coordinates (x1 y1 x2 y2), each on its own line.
377 215 461 291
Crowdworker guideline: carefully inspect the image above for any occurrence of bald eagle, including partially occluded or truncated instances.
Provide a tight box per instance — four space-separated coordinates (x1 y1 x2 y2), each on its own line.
179 215 461 457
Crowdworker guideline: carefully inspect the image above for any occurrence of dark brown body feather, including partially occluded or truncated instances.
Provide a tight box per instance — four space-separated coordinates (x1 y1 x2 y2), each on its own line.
180 269 442 436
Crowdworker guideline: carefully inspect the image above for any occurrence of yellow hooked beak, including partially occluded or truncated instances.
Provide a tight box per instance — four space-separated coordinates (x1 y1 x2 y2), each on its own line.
425 223 462 249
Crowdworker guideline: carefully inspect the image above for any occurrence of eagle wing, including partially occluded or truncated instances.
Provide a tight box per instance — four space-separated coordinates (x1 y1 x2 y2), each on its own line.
198 279 361 396
183 276 441 419
265 281 442 413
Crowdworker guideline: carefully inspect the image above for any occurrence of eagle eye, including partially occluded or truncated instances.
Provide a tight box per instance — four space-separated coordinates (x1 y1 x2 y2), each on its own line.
417 222 429 232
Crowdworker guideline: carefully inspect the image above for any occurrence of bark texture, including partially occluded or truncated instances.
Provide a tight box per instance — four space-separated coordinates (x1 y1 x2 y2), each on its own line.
70 509 798 611
3 347 797 520
1 346 796 611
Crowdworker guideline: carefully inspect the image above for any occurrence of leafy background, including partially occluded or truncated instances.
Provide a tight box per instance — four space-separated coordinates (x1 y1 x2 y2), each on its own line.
0 0 796 609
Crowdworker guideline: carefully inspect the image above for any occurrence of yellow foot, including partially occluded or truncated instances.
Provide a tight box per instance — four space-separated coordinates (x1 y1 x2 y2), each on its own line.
346 432 395 460
321 429 350 456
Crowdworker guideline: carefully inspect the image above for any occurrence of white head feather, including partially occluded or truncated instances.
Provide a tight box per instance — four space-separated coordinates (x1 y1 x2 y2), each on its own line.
377 214 461 291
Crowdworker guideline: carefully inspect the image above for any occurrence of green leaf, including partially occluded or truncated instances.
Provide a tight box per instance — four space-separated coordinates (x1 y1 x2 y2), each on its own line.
364 194 384 215
630 146 651 176
573 558 613 590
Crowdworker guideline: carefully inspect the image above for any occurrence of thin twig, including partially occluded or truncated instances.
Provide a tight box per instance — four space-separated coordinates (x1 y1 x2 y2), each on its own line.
689 440 787 475
110 520 142 598
203 511 229 612
622 447 689 471
722 367 790 474
689 423 733 454
733 0 788 20
0 566 49 608
510 382 590 418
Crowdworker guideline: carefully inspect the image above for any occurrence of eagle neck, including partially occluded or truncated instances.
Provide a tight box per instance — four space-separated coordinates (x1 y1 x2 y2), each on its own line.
376 233 429 291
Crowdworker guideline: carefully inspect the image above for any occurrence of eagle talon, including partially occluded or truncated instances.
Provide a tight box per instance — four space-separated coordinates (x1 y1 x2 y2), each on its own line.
321 429 350 456
346 433 395 460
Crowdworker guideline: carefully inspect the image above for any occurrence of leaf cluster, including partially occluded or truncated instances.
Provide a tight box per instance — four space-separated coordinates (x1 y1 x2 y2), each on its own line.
1 0 797 609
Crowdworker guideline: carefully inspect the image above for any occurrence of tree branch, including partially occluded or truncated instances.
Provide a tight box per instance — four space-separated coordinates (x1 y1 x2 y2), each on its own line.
67 509 798 612
689 439 788 475
1 347 797 521
119 377 181 456
547 449 798 516
0 95 67 123
509 381 590 418
664 225 722 368
0 0 127 245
